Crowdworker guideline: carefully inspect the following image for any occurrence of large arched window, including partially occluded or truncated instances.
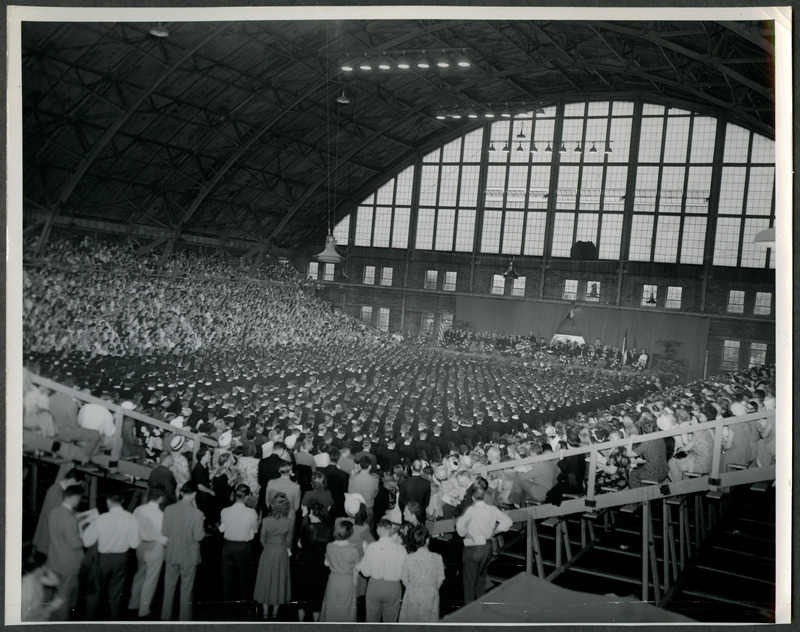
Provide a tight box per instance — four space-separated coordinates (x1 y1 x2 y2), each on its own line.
334 100 775 268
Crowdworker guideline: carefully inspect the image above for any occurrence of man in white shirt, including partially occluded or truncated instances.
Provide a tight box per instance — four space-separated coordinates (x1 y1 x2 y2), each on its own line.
356 519 408 622
455 486 513 603
219 484 260 617
77 399 116 449
82 492 141 619
128 488 168 618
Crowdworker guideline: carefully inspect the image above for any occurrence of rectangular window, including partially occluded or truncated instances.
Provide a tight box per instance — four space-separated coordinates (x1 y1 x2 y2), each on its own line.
722 340 740 371
380 267 393 287
441 312 454 331
642 284 658 307
511 276 526 297
585 281 600 302
749 342 767 367
754 292 772 316
563 279 578 301
491 274 506 295
443 271 457 292
323 264 335 282
377 308 390 332
481 211 502 253
665 286 683 309
421 312 435 335
425 270 438 290
360 306 373 325
363 265 376 285
727 290 745 314
307 261 319 280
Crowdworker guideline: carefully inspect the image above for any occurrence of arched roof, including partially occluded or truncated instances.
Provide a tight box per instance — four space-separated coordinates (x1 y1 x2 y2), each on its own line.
21 18 774 256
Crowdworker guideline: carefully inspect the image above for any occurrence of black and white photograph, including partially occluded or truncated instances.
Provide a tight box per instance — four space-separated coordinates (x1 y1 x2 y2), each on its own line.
5 4 792 626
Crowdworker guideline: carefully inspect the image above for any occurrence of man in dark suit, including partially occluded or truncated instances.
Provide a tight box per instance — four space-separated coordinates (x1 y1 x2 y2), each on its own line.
318 447 348 519
32 468 84 560
257 441 287 514
46 485 85 620
148 452 178 505
398 460 431 518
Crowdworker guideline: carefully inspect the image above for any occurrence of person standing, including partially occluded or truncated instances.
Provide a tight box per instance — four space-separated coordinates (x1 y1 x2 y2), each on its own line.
32 468 84 561
294 503 332 622
356 519 408 623
44 485 85 621
81 493 141 620
399 524 445 622
253 492 294 620
128 488 168 619
219 484 260 618
455 486 512 603
398 460 431 519
161 481 205 621
347 457 379 526
319 520 362 622
258 441 288 514
265 462 301 515
149 451 178 505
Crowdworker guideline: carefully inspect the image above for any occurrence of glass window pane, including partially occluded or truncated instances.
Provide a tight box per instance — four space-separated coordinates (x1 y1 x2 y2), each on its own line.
642 104 664 115
754 292 772 316
523 212 546 256
455 209 475 252
507 166 528 207
481 210 502 253
579 166 603 210
740 218 771 268
685 167 711 213
659 167 685 209
563 279 578 300
557 166 579 207
419 165 439 206
723 124 750 162
491 274 505 295
585 281 600 302
654 216 681 262
459 166 480 207
690 116 717 163
608 116 632 163
439 165 459 206
416 208 435 250
425 270 438 290
587 101 610 116
746 167 775 216
750 133 775 163
361 306 373 324
634 166 659 209
718 167 746 214
462 128 484 161
642 284 658 307
680 216 707 264
663 116 690 162
575 213 598 243
727 290 745 313
378 308 390 331
355 206 374 246
749 342 767 367
531 118 555 163
528 166 550 209
443 271 457 292
421 312 434 334
629 215 654 261
722 340 740 370
512 276 526 297
441 137 462 162
363 265 375 284
598 214 623 260
394 166 414 205
560 118 584 163
502 211 524 254
713 217 741 266
603 166 627 211
373 207 392 247
485 166 507 207
375 179 395 205
613 101 634 116
392 207 410 249
488 121 511 162
423 148 441 163
435 208 456 251
323 264 335 281
380 267 393 286
333 215 350 246
551 213 575 257
564 102 586 116
666 286 682 309
307 261 319 279
638 116 664 162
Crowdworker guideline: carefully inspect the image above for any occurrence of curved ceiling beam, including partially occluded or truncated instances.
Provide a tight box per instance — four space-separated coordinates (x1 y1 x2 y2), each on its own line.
34 23 228 255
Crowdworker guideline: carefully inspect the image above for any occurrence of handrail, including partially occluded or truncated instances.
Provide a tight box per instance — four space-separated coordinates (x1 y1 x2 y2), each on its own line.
428 409 774 535
29 374 217 464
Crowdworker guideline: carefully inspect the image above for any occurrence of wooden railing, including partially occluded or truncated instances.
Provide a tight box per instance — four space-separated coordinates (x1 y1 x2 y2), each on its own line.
429 408 775 535
26 373 218 477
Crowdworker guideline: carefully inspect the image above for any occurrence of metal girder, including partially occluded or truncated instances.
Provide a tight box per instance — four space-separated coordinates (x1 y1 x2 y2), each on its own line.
33 24 229 256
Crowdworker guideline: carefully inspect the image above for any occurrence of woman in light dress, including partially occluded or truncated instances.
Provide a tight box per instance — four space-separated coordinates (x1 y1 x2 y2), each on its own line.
399 524 445 622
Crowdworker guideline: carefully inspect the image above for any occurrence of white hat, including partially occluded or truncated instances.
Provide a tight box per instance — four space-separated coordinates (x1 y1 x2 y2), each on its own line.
285 435 297 449
170 415 185 429
344 493 366 517
218 430 233 449
314 452 330 468
170 435 185 451
730 402 747 417
121 401 136 410
261 441 274 458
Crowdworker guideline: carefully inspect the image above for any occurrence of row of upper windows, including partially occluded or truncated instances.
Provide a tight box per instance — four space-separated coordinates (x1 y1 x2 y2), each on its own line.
722 340 770 371
315 261 772 317
333 101 775 269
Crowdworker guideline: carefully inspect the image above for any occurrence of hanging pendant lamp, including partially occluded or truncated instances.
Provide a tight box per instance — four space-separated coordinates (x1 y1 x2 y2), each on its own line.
502 257 519 279
315 233 344 263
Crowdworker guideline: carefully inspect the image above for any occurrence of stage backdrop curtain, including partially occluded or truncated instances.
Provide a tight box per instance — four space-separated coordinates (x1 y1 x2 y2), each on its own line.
454 296 710 379
455 296 572 341
570 305 710 378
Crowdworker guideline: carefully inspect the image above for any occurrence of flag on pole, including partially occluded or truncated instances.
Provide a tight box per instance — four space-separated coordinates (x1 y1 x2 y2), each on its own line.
436 317 446 342
621 329 628 365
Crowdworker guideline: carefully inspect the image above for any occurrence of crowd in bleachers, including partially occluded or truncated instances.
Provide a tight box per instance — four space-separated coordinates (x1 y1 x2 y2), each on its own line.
21 237 776 623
